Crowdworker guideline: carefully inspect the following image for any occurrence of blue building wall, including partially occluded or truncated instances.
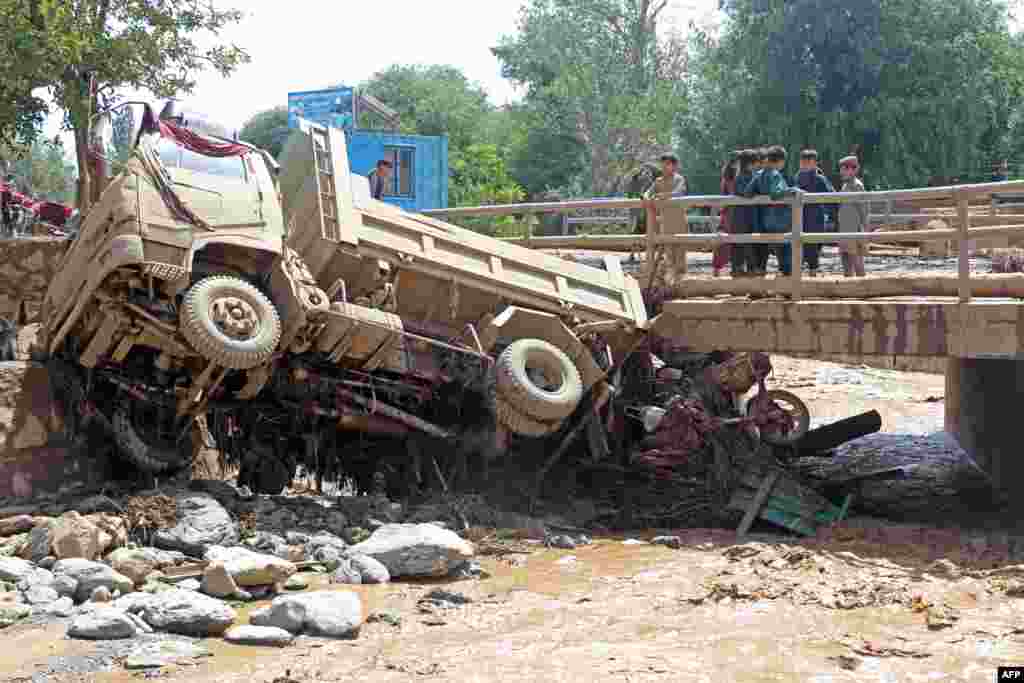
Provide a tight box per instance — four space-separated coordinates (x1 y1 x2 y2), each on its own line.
286 88 448 211
347 131 448 212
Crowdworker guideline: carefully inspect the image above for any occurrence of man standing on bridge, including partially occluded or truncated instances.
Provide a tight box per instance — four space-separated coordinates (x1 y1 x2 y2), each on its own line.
838 155 868 277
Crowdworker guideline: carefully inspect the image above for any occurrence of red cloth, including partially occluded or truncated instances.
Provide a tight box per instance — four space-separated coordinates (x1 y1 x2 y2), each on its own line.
712 176 736 271
158 120 249 158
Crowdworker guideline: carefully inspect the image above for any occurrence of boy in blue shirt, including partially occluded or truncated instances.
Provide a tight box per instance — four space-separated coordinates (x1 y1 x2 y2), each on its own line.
742 145 800 276
793 149 835 277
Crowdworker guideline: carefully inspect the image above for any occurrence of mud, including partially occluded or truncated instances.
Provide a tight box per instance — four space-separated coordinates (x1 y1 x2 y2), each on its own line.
5 536 1024 682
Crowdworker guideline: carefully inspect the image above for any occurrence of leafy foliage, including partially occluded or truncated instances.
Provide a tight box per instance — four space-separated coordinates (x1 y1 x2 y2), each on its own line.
239 106 290 160
0 138 75 202
0 0 249 209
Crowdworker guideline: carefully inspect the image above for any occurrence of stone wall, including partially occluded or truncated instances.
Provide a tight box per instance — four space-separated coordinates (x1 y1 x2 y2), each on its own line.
0 237 70 322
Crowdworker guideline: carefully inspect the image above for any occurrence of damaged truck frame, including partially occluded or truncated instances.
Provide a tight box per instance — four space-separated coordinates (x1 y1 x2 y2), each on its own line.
41 101 649 495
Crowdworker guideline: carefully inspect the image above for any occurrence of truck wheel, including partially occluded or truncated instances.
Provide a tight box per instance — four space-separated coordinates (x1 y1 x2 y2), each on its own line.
180 275 282 370
112 406 197 474
746 389 811 446
495 397 562 438
495 338 583 422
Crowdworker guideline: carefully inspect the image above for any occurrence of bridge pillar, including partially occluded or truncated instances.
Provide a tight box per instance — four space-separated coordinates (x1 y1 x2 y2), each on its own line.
945 357 1024 490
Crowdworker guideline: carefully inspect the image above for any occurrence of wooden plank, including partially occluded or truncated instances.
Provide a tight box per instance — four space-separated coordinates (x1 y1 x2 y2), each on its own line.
958 195 971 303
737 470 779 537
791 192 804 300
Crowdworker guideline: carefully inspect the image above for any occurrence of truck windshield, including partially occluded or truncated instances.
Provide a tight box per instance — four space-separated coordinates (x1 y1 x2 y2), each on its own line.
156 137 247 181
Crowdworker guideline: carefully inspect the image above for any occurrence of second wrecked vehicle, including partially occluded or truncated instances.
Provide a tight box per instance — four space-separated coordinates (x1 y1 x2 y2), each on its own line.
41 102 647 493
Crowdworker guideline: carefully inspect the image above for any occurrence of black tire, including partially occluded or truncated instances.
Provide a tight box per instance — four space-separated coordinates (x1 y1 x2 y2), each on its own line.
495 338 583 422
180 275 282 370
495 397 561 438
746 389 811 446
112 405 197 474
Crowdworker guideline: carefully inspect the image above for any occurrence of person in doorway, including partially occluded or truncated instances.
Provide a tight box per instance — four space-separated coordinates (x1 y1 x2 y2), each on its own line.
368 159 393 200
643 153 689 285
837 155 868 277
743 145 798 276
993 160 1010 183
793 149 835 277
712 152 740 277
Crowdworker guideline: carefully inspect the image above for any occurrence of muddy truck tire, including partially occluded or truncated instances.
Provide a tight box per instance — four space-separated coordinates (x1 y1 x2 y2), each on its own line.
180 275 282 370
495 397 561 438
112 406 198 474
495 338 583 422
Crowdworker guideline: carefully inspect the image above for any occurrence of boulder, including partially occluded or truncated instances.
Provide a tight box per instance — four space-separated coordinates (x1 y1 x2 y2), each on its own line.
68 607 137 640
0 556 33 583
349 554 390 584
203 546 295 586
200 561 239 599
223 624 295 647
23 584 59 605
50 511 103 560
347 523 475 578
311 545 342 571
243 532 290 560
250 591 362 639
45 596 75 617
52 558 133 603
16 566 54 591
24 521 54 563
153 495 238 556
0 515 34 537
329 558 362 585
138 588 236 636
53 574 77 598
111 591 157 614
108 547 161 587
86 514 127 554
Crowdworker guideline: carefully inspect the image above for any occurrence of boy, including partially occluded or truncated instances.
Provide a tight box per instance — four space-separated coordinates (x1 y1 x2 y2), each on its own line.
837 155 868 277
793 149 835 277
743 145 799 276
643 153 689 284
731 150 758 276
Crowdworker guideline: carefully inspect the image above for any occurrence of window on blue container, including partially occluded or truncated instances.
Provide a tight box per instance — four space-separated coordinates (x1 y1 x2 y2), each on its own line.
383 146 415 198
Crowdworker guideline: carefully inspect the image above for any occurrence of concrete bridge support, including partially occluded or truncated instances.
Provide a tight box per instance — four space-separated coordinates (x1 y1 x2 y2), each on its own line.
944 357 1024 490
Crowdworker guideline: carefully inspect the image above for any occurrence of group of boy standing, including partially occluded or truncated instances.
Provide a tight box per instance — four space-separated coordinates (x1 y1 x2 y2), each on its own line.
714 147 868 279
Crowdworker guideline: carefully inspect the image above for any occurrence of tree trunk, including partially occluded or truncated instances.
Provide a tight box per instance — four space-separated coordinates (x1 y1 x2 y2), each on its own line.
74 125 92 214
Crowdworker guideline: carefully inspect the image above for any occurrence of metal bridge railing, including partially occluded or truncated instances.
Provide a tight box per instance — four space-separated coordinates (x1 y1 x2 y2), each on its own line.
422 180 1024 303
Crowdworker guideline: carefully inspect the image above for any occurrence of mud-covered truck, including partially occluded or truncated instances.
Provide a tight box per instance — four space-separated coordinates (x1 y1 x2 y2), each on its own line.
41 102 647 494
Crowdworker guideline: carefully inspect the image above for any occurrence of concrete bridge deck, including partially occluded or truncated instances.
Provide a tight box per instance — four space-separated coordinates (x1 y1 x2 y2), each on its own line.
651 297 1024 362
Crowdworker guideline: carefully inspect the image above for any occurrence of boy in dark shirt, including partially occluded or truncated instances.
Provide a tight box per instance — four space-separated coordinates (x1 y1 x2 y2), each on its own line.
731 149 758 276
743 145 800 276
793 149 835 277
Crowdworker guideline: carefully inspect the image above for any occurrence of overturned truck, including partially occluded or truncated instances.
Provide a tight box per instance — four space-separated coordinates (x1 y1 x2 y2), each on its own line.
41 102 648 494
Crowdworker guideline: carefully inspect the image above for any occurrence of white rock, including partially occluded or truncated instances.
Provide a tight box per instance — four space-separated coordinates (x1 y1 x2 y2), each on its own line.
223 624 295 647
44 596 75 617
23 584 59 604
52 559 133 603
153 495 238 556
348 554 390 584
138 588 236 636
0 556 33 583
203 546 295 586
347 523 475 578
200 561 239 598
249 590 362 638
67 607 137 640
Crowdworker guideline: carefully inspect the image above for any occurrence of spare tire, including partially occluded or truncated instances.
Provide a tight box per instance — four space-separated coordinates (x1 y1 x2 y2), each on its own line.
180 275 282 370
495 397 562 438
112 405 198 474
746 389 811 446
495 338 583 422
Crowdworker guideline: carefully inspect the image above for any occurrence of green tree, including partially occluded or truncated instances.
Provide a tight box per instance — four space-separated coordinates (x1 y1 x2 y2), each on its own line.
0 0 249 212
357 65 493 153
239 106 290 160
684 0 1024 189
449 143 527 236
493 0 689 195
0 138 75 202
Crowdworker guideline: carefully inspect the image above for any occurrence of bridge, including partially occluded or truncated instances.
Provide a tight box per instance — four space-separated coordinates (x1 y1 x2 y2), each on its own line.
424 180 1024 491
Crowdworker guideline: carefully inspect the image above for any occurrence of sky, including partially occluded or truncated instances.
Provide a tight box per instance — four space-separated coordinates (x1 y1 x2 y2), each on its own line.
43 0 720 150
